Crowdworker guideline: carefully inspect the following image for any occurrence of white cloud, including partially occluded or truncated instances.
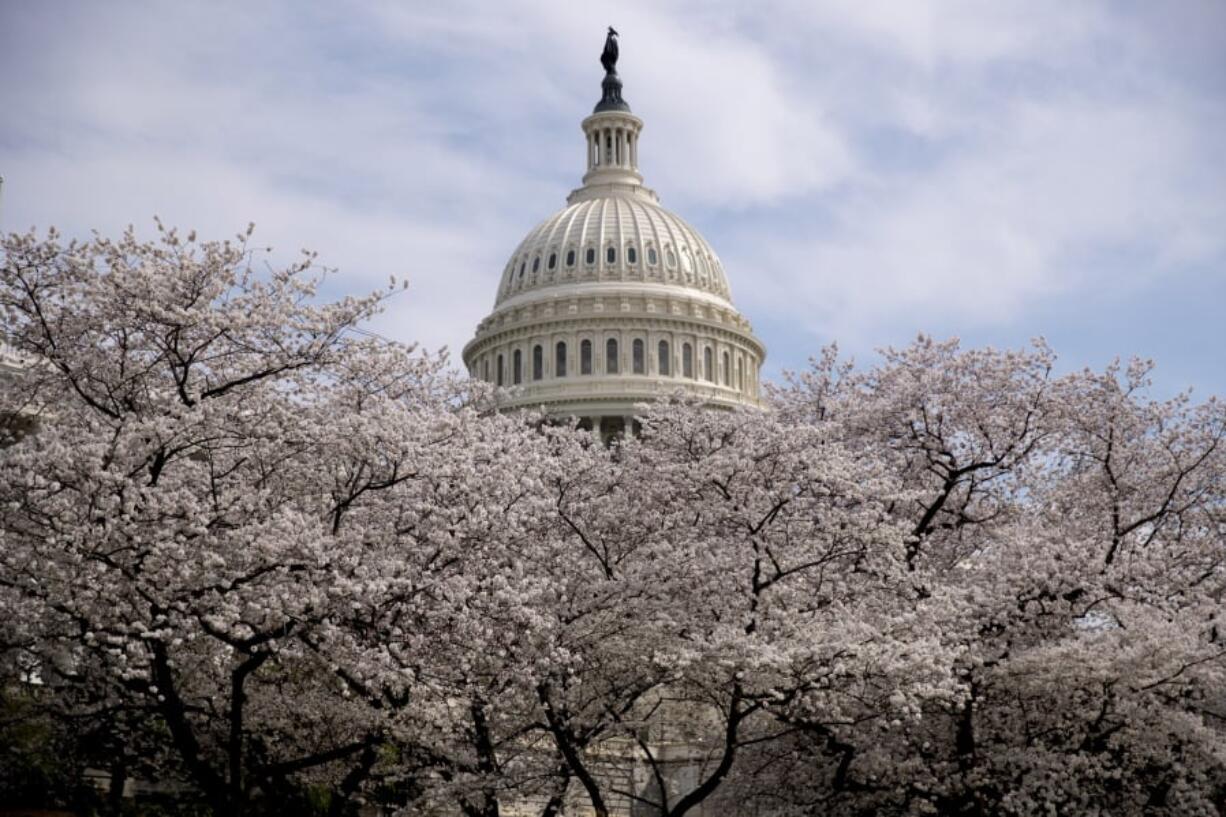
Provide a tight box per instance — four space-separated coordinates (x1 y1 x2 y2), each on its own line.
365 0 855 207
732 90 1225 341
1 0 1223 390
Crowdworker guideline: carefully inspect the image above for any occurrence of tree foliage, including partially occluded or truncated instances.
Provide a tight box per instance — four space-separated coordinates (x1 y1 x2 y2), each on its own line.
2 226 1224 816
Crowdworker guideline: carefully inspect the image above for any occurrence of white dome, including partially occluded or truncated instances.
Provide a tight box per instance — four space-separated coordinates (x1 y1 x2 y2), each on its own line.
463 60 765 426
496 194 733 307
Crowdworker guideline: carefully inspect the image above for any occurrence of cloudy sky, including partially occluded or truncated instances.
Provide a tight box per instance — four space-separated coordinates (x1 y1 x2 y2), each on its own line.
2 1 1224 395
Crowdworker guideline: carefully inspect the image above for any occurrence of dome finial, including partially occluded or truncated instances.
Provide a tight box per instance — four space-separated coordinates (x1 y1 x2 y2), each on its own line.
595 27 630 113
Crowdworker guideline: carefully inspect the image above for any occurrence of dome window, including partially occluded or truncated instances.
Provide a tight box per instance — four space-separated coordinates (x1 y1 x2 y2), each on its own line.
682 343 694 378
585 248 596 265
513 350 523 385
722 351 730 385
580 339 593 375
532 256 540 273
627 246 637 264
496 353 504 387
555 341 567 377
658 341 671 376
532 345 544 381
648 247 658 265
548 252 557 270
666 249 677 268
606 338 619 374
632 339 645 374
703 347 713 381
566 249 576 267
519 261 526 279
606 246 616 265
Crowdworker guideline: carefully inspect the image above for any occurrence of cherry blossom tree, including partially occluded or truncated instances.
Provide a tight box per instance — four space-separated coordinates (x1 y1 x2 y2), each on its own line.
516 401 960 817
0 222 489 815
4 222 1223 817
758 339 1226 816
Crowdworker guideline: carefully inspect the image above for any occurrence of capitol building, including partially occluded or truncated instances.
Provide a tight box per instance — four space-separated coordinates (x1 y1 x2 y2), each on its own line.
462 35 765 435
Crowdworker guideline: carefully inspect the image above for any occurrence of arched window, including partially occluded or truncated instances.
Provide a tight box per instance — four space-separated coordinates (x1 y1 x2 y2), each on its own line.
548 252 557 270
532 344 543 381
566 249 576 267
658 340 671 376
581 339 593 375
585 248 596 265
606 246 616 265
532 257 540 273
513 350 523 385
632 339 645 374
555 341 567 377
518 261 526 279
606 338 619 374
666 248 677 268
648 247 658 265
627 246 637 264
722 351 730 385
703 347 713 381
682 343 694 378
496 354 504 386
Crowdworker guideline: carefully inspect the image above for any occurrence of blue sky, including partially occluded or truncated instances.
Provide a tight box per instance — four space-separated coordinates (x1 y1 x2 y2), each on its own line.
2 1 1223 396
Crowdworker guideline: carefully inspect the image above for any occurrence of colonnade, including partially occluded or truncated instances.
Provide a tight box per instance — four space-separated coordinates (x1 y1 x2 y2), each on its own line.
587 125 638 173
473 328 760 399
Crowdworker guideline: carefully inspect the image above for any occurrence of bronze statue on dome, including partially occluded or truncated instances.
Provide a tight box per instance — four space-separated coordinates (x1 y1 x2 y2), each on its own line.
601 27 619 74
594 27 629 113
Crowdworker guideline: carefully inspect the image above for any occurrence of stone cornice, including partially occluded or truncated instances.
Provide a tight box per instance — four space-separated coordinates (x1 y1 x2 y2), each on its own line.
463 312 766 364
495 376 763 413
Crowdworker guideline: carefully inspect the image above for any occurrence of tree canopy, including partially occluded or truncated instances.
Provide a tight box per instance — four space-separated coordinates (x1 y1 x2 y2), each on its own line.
2 225 1224 817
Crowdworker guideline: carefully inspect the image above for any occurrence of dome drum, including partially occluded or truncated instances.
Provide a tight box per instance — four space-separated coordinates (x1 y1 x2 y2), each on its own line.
464 310 764 419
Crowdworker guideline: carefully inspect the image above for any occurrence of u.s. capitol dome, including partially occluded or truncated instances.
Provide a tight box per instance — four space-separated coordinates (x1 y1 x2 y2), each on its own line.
463 37 765 435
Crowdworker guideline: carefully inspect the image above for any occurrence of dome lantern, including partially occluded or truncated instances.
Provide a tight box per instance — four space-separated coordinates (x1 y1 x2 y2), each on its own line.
575 27 644 193
576 110 646 196
574 28 647 201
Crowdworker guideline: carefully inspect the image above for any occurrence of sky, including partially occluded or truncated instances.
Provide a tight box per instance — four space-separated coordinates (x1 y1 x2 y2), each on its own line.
2 1 1224 396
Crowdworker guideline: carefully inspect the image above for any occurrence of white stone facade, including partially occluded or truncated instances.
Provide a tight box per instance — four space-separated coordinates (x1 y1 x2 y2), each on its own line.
462 97 765 424
0 337 28 379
